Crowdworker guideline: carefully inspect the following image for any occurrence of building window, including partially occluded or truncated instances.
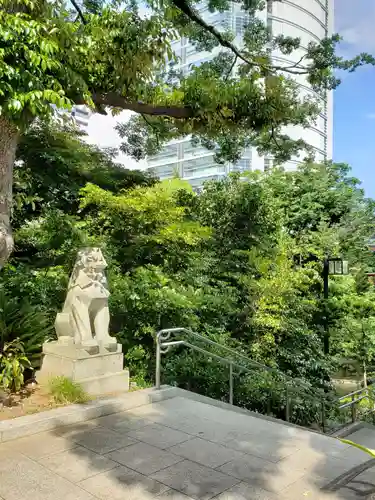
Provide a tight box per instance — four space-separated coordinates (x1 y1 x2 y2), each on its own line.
235 16 247 35
231 159 251 173
264 158 273 171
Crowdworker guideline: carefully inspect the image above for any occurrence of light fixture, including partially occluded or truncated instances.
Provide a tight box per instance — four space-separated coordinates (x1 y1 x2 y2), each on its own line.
328 258 349 276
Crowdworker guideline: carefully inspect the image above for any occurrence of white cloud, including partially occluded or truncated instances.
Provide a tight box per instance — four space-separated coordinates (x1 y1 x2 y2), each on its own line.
335 0 375 55
366 113 375 119
84 110 147 171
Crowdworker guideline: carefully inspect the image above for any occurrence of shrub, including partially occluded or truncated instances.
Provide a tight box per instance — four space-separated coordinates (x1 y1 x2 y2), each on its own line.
0 288 54 368
48 376 89 404
0 339 31 393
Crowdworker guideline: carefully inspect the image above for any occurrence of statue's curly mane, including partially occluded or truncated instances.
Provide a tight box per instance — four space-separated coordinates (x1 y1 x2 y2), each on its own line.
68 248 89 290
67 247 107 290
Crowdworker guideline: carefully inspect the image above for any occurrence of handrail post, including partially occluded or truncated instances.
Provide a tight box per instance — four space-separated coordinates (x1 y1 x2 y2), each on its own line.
155 335 161 390
321 398 326 433
229 362 233 405
371 388 375 425
351 394 356 423
285 386 290 422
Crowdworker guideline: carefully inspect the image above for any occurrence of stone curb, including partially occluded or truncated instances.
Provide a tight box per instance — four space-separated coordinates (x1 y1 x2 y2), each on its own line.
0 385 176 443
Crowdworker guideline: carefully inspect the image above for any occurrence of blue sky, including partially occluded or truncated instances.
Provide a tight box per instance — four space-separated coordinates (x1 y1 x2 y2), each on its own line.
334 0 375 197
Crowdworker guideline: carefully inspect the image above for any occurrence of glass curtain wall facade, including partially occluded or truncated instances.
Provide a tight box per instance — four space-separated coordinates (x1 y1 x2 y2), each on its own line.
147 0 334 187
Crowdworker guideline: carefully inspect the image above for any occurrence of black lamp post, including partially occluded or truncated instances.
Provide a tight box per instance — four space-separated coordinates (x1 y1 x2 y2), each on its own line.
322 257 349 354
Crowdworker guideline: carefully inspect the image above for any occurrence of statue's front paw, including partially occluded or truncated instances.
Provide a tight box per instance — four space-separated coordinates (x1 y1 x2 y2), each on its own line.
81 339 100 355
100 336 118 352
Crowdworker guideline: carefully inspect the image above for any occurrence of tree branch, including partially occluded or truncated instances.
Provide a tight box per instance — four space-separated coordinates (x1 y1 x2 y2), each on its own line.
87 92 194 119
271 126 283 152
279 53 309 71
225 55 238 81
171 0 310 76
172 0 252 67
141 114 160 147
70 0 87 24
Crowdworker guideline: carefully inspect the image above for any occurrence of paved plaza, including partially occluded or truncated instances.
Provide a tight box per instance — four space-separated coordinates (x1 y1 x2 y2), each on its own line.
0 395 374 499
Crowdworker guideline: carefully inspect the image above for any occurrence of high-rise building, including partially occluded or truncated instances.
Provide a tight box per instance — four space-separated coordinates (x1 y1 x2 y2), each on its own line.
52 104 91 129
71 105 91 128
147 0 334 188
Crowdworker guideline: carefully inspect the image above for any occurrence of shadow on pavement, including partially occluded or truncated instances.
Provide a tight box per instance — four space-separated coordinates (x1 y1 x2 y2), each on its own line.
2 393 375 499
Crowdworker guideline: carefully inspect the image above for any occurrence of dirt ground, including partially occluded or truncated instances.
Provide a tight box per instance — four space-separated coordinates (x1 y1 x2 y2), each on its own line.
0 384 61 421
0 382 141 421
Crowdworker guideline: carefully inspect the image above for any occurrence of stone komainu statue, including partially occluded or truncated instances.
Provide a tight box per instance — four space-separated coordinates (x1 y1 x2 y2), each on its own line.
55 247 116 352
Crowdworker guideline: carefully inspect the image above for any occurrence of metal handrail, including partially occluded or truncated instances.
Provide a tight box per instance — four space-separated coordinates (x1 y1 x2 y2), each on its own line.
157 328 274 371
338 387 370 403
337 386 375 424
155 327 375 430
157 327 312 384
155 327 327 423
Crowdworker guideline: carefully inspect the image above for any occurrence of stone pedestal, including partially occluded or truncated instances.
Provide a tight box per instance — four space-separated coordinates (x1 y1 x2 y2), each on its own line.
37 341 129 396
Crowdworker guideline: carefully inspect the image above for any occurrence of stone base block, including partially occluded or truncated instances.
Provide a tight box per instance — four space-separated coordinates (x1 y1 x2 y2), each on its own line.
78 370 130 396
37 341 130 396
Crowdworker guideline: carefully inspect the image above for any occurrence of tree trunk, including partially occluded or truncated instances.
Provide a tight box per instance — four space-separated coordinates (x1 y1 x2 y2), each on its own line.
0 116 19 269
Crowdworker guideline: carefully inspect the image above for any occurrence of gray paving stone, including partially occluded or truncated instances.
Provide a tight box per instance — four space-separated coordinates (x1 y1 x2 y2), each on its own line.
157 489 195 499
162 417 240 446
217 452 305 492
160 415 219 437
151 459 239 500
56 420 100 437
120 402 168 421
294 432 349 453
342 427 375 449
1 431 75 459
106 441 184 474
93 411 151 432
137 401 237 442
79 465 169 500
280 474 359 500
328 443 370 465
127 423 192 449
192 423 240 444
38 445 118 482
224 433 300 463
352 465 375 489
0 451 95 500
58 424 137 454
279 449 362 481
168 437 245 468
213 481 278 499
326 464 375 499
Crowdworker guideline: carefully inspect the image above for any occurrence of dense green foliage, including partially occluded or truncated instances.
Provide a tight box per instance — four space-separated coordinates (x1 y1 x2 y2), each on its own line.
2 123 375 423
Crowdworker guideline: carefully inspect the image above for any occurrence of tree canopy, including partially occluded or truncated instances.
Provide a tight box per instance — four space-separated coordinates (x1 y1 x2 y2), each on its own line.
1 0 374 159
